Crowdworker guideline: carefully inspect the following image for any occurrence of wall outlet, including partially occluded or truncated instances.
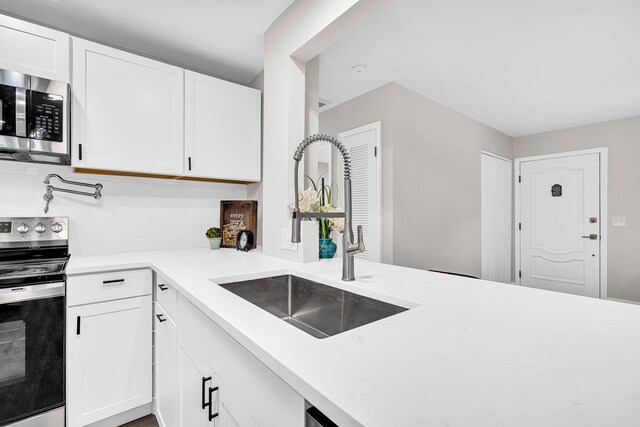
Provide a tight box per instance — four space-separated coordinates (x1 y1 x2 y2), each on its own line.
281 228 298 251
612 217 627 227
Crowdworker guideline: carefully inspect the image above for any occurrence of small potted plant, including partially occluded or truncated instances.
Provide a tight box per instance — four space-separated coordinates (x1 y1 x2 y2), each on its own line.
206 227 222 250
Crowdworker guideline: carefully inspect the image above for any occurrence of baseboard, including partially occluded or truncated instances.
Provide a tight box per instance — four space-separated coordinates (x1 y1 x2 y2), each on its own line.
84 403 151 427
606 297 640 306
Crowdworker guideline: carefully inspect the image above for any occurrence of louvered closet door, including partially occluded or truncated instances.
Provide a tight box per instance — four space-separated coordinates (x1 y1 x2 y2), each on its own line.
337 122 381 262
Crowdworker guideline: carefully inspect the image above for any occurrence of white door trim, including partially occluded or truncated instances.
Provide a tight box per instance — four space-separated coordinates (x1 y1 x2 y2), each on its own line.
514 147 608 298
481 149 512 163
338 121 382 262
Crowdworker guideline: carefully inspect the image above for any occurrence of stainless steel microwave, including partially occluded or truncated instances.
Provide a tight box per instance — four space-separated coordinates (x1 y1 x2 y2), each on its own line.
0 69 70 165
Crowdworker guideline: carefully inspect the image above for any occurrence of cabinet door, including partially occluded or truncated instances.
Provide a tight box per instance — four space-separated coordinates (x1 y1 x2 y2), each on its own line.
155 303 177 427
71 37 184 175
178 331 214 427
213 375 258 427
67 296 152 427
184 70 261 181
0 14 70 82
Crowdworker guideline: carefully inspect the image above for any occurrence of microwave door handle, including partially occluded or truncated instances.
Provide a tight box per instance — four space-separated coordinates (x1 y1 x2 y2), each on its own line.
15 87 27 137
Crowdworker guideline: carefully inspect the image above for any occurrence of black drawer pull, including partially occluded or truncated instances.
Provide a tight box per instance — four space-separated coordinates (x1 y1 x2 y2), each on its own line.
76 316 81 335
158 284 168 291
208 386 219 420
202 376 212 409
103 279 125 285
156 314 167 323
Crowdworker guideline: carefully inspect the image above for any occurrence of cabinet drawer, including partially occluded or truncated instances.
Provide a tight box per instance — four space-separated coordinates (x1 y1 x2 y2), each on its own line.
155 273 177 319
67 269 152 307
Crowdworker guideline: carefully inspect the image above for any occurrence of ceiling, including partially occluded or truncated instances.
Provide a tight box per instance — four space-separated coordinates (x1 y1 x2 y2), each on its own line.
319 0 640 137
0 0 293 84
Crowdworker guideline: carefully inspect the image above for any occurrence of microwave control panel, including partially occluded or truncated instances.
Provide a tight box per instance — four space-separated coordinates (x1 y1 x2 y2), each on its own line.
28 90 63 142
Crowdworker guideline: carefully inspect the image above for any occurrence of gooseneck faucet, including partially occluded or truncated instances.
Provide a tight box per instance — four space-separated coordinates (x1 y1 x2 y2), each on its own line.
291 134 365 281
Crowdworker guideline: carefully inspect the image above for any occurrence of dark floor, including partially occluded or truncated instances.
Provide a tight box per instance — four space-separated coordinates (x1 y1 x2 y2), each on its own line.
120 414 159 427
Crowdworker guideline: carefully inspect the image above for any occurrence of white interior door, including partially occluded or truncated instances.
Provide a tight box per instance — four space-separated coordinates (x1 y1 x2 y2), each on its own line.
481 152 512 283
337 122 381 262
518 153 601 297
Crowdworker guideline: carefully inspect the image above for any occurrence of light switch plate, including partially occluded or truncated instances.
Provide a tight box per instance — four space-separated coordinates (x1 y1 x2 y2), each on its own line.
281 228 298 251
612 217 627 227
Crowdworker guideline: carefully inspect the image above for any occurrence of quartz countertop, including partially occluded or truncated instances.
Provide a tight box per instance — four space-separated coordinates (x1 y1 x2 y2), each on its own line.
67 248 640 427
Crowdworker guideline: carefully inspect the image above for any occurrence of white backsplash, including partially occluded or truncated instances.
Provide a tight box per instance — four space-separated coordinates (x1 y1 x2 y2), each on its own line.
0 161 247 255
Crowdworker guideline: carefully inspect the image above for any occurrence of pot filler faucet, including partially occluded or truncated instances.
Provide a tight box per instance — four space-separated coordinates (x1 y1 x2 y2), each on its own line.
291 134 365 281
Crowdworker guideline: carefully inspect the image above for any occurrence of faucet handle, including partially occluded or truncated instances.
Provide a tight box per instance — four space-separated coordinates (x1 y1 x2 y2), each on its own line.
356 225 366 253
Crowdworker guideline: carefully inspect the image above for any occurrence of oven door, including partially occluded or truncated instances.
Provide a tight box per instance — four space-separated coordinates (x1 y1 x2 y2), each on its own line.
0 282 65 426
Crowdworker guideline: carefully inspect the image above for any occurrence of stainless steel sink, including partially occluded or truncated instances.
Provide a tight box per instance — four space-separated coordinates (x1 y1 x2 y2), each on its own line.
217 275 408 339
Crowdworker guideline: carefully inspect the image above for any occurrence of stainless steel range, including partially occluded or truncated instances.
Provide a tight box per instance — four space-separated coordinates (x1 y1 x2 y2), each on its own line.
0 217 68 427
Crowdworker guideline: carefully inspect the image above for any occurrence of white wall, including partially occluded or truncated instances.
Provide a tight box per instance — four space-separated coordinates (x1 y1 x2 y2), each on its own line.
0 162 246 255
247 70 264 246
262 0 393 262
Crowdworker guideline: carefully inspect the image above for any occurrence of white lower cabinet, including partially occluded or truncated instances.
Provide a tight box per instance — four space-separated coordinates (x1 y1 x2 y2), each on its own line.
67 295 152 426
214 375 259 427
153 291 305 426
177 329 257 427
154 302 178 427
173 294 305 427
66 269 153 427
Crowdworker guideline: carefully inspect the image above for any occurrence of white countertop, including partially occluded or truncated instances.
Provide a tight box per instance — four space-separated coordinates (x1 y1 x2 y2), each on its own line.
67 248 640 427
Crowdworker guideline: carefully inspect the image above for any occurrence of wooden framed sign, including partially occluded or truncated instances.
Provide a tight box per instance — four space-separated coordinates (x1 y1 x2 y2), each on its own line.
220 200 258 248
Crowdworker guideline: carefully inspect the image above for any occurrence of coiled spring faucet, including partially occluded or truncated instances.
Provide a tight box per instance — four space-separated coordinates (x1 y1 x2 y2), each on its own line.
291 134 365 281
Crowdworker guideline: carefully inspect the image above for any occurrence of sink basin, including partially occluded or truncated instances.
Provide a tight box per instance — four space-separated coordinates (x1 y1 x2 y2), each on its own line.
217 274 408 339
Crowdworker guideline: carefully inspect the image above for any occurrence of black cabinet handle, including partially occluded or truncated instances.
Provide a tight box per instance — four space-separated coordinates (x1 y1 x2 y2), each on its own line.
76 316 81 335
188 157 192 171
202 376 212 409
208 386 219 420
158 284 168 291
78 143 83 160
156 314 167 323
103 279 125 285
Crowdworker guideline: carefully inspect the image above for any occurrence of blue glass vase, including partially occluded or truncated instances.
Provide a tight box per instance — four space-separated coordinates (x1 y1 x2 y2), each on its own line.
319 238 337 259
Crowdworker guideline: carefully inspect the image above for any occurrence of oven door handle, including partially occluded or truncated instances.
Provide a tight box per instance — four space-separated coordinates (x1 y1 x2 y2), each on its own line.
0 282 65 305
15 86 27 138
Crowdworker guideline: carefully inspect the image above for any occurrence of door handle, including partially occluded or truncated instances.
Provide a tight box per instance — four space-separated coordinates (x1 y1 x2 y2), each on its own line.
581 234 598 240
208 386 219 420
156 314 167 323
202 376 212 409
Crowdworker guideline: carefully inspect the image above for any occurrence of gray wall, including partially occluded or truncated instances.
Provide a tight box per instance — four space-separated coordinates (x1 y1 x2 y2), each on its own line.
320 82 513 275
513 116 640 302
319 83 396 263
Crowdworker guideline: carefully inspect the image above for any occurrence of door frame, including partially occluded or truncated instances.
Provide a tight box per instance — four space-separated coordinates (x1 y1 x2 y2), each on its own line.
480 150 513 283
337 121 382 262
514 148 608 298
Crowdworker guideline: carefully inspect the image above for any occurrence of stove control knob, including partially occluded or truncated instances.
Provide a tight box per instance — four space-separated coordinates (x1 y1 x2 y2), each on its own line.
34 223 47 234
17 223 30 234
51 222 63 233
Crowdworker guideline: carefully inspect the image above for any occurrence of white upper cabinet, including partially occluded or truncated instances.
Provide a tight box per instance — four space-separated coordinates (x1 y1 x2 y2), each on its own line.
0 14 70 82
184 70 261 182
71 37 184 175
